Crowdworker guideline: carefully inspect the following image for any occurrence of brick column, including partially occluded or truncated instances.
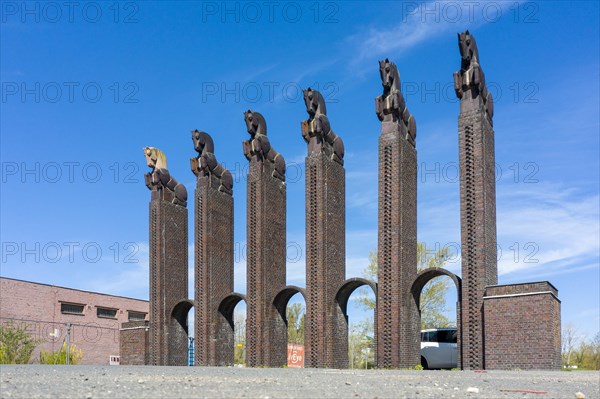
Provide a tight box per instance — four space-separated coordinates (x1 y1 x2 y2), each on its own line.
304 153 346 368
454 31 498 370
375 59 419 368
194 175 235 366
148 199 188 366
246 161 287 367
377 122 419 368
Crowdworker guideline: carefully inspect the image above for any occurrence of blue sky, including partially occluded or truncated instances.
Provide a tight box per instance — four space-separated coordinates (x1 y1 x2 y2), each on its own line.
1 1 599 342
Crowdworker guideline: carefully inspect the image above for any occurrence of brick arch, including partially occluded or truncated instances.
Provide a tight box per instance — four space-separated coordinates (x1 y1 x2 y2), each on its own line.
218 292 246 329
168 299 194 366
335 278 378 368
336 278 377 315
170 299 195 334
411 268 461 306
411 268 462 369
273 285 306 321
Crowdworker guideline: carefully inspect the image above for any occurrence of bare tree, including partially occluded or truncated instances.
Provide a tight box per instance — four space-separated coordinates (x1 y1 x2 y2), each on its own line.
562 323 579 368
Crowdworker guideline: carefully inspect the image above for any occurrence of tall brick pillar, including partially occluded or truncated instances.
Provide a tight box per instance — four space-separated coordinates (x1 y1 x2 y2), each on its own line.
375 59 419 368
301 88 347 369
453 31 498 369
190 130 236 366
243 110 287 367
144 147 189 366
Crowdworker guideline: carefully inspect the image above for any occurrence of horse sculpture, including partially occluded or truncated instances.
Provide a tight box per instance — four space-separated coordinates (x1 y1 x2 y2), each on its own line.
375 58 416 146
144 146 188 207
190 129 233 195
301 88 344 165
243 110 286 182
453 30 494 121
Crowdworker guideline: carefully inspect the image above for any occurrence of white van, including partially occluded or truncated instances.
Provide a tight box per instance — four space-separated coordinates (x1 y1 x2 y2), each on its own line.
420 328 458 369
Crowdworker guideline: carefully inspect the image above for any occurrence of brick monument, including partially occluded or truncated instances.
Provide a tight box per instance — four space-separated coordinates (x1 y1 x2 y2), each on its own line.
190 130 237 366
453 30 498 370
143 147 189 366
243 110 288 367
375 59 420 368
301 88 347 368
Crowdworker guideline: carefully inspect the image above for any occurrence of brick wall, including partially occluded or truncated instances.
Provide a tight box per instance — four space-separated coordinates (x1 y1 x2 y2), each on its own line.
0 277 148 365
484 282 561 370
120 321 149 365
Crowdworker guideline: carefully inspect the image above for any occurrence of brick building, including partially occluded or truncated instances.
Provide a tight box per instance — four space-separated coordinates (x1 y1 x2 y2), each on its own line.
0 277 149 365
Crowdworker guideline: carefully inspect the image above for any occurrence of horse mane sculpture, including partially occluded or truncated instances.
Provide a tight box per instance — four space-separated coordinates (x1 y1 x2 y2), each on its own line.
190 129 233 195
301 88 344 165
453 30 494 121
375 58 416 146
144 146 188 207
243 110 286 182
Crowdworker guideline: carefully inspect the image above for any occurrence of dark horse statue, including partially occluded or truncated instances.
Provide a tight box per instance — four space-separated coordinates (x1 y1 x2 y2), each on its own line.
453 30 494 121
301 88 344 165
190 129 233 195
243 110 286 182
375 58 416 146
144 146 188 207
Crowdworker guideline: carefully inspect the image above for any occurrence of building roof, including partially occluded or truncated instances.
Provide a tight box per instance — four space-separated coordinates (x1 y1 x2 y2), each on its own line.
0 277 149 303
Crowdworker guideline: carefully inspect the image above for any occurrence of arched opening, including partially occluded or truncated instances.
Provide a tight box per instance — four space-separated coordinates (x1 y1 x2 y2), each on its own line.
411 269 462 370
336 278 378 369
169 299 194 366
218 293 246 366
233 302 246 366
273 286 306 367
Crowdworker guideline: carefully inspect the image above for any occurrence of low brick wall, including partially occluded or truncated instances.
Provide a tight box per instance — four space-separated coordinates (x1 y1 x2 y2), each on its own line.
483 282 561 370
120 321 149 365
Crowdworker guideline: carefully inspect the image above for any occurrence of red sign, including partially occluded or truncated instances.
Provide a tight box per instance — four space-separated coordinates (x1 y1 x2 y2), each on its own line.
287 344 304 368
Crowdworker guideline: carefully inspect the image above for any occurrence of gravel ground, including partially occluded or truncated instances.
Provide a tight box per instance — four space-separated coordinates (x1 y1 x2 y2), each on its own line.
0 365 598 399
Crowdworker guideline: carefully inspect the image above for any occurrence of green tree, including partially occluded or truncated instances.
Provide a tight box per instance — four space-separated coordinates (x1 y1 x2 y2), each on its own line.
287 303 305 345
348 318 374 369
563 330 600 370
358 243 455 329
0 322 42 364
233 311 246 365
39 342 83 365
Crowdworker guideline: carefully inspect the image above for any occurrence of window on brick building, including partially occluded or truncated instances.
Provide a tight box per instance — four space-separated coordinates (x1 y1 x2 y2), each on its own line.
97 307 118 318
61 303 85 315
128 311 146 322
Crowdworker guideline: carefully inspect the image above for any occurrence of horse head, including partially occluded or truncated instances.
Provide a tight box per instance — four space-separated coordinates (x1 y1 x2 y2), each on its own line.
244 110 267 138
192 130 214 155
379 58 400 92
458 30 479 69
303 87 327 117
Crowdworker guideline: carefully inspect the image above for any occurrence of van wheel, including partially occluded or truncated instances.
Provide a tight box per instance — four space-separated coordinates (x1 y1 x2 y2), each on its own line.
421 356 429 370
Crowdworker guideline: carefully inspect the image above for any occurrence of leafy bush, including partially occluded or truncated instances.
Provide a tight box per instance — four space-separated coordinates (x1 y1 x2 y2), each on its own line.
0 322 42 364
39 342 83 365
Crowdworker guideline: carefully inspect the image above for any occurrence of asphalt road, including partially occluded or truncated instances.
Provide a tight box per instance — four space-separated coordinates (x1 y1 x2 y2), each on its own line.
1 365 598 399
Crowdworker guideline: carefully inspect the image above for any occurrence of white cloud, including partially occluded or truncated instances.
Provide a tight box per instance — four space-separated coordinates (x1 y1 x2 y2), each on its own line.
496 183 599 279
348 1 527 63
